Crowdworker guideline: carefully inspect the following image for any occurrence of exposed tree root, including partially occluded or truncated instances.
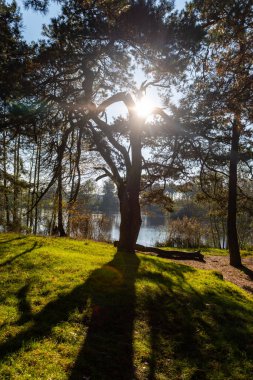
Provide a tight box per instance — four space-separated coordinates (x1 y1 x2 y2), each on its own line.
114 241 205 261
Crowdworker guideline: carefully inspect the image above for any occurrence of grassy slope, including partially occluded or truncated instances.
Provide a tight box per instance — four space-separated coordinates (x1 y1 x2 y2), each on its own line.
0 234 253 380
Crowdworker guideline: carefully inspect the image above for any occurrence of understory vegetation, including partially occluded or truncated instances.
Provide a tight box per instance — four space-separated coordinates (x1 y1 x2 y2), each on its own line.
1 233 253 380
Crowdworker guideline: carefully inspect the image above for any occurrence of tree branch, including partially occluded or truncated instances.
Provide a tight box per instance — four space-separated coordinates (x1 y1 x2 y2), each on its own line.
97 92 136 114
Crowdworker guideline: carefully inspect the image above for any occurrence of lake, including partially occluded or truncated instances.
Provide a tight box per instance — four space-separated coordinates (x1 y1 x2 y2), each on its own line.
109 213 169 246
36 211 169 246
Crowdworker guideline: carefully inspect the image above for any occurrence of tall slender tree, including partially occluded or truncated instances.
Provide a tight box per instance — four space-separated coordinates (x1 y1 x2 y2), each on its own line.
0 0 30 231
178 0 253 266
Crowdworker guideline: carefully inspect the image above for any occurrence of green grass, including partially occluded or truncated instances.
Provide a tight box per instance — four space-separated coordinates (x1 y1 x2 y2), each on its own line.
0 233 253 379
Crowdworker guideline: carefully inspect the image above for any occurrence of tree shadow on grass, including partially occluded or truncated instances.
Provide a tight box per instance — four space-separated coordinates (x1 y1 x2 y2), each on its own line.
0 251 139 380
142 261 253 380
0 236 25 245
68 251 140 380
0 241 40 267
0 236 27 260
0 278 90 359
16 282 33 325
146 280 206 380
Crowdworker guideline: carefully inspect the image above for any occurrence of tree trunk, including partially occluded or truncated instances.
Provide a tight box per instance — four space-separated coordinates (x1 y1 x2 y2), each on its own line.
3 131 10 230
32 140 40 234
117 184 142 253
227 118 241 267
57 165 66 237
26 145 35 230
13 135 21 232
30 141 39 233
34 137 42 234
117 116 142 253
49 192 58 235
221 218 226 249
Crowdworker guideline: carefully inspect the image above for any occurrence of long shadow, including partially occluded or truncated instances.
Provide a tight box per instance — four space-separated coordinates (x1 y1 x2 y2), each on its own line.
68 251 140 380
241 265 253 280
0 236 26 245
144 262 253 380
16 282 33 325
0 282 33 330
0 236 27 260
146 283 206 380
0 242 40 267
0 251 139 380
0 278 90 361
239 265 253 293
135 260 205 379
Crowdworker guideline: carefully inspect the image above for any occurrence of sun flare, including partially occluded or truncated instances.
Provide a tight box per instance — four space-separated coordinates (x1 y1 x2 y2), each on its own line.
135 96 155 118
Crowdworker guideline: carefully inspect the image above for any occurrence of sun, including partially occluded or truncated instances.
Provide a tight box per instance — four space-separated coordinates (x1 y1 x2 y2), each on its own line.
135 96 155 118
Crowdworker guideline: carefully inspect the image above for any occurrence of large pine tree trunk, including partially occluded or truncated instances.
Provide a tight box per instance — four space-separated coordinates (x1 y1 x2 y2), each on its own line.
117 116 142 253
117 184 142 254
227 118 241 267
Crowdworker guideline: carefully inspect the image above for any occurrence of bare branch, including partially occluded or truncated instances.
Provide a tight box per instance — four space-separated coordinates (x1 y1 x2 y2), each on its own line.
91 115 132 172
95 167 114 181
97 92 136 114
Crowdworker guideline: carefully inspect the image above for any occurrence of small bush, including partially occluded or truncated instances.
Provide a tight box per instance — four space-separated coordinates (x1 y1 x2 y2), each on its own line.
165 216 207 248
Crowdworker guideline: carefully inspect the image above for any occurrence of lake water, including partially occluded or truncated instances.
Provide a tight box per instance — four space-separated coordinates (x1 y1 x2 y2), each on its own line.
36 211 169 246
109 214 169 246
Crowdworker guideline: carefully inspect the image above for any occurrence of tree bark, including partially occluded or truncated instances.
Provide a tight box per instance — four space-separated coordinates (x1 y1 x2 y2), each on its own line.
3 131 10 230
57 165 66 237
26 145 35 230
117 184 142 253
13 135 21 232
34 137 42 234
227 118 241 267
117 116 142 253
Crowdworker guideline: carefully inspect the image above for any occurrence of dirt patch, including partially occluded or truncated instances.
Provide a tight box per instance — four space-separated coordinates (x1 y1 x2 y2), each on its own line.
169 255 253 295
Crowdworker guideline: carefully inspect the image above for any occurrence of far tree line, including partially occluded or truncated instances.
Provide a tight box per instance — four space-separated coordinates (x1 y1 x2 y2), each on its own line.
0 0 252 267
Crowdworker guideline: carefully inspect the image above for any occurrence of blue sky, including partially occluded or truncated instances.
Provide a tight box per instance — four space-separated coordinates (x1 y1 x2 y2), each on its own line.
17 0 187 42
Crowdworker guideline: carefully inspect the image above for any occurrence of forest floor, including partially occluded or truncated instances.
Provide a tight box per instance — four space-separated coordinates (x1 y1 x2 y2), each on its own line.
167 255 253 295
1 233 253 380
